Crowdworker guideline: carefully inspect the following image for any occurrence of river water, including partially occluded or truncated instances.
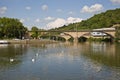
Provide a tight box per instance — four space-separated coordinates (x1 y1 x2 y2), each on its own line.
0 42 120 80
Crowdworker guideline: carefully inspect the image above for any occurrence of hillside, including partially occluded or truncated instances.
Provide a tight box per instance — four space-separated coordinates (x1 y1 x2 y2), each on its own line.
56 8 120 30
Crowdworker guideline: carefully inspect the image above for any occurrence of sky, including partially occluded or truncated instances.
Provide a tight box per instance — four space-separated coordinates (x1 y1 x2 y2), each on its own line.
0 0 120 30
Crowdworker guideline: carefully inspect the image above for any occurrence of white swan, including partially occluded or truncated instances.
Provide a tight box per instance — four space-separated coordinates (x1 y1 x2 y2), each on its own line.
32 58 35 62
10 58 14 62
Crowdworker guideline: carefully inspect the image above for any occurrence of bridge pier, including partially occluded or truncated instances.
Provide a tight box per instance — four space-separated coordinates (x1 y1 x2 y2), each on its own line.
74 37 78 43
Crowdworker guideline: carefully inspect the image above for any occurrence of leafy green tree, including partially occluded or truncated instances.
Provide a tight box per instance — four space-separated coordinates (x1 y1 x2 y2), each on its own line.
0 17 27 39
31 26 39 39
0 26 3 38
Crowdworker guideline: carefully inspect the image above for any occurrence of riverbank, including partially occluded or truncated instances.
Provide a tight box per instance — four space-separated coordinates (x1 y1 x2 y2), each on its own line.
0 40 9 44
6 39 58 44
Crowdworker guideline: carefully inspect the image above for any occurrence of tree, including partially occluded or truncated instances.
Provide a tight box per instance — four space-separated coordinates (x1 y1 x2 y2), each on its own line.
0 27 3 38
31 26 39 39
0 17 27 39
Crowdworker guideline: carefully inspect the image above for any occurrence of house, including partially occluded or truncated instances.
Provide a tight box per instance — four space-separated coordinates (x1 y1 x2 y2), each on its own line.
91 32 107 37
91 27 115 37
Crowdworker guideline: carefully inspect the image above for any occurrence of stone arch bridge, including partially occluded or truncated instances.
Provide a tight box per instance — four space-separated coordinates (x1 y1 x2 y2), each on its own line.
28 28 116 42
62 29 115 42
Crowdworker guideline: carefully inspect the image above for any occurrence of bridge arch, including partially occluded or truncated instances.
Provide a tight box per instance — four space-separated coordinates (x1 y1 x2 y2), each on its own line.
63 31 90 42
60 32 74 41
78 36 88 42
79 32 91 38
100 31 115 39
52 36 66 41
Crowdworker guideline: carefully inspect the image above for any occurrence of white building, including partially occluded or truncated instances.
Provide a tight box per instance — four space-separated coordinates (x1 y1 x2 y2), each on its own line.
91 32 107 36
91 27 115 37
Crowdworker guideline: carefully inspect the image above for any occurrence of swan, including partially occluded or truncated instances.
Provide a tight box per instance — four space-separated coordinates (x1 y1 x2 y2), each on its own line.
32 58 35 62
10 58 14 62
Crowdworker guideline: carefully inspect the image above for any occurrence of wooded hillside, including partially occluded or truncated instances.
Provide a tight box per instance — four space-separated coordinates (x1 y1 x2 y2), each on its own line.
56 8 120 30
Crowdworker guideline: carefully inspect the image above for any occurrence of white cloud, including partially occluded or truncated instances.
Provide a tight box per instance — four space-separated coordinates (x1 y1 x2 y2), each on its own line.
66 17 82 24
0 6 7 14
46 18 66 29
35 18 41 23
46 17 82 29
25 6 31 10
110 0 120 4
20 19 25 23
41 5 48 11
81 4 103 13
44 17 54 21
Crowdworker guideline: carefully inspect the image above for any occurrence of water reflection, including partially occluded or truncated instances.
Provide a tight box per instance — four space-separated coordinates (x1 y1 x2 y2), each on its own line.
0 42 120 80
81 42 120 68
0 44 27 69
0 44 8 47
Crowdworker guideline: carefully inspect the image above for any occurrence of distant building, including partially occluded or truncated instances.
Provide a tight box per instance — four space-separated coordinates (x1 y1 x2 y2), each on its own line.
91 27 115 37
91 32 107 37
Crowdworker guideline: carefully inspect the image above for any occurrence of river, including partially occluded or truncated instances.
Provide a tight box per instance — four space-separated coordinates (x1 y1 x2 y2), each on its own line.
0 42 120 80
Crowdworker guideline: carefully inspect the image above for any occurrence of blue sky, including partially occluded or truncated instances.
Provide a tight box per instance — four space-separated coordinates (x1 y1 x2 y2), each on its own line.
0 0 120 30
